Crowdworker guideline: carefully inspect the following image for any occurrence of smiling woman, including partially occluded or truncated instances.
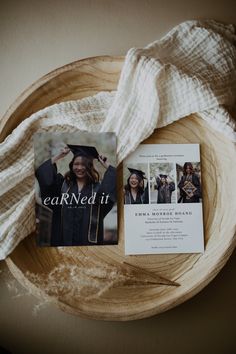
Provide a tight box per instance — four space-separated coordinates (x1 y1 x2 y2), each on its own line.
35 142 117 246
124 167 149 204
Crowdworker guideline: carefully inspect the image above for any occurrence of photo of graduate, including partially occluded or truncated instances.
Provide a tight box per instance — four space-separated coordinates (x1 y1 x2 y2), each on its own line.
123 164 149 204
177 162 201 203
149 163 176 204
34 132 117 247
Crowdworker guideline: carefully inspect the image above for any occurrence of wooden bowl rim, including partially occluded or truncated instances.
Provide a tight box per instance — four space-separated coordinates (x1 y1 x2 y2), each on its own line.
2 55 236 321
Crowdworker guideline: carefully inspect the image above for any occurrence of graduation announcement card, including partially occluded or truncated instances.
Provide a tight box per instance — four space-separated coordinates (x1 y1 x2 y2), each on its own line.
123 144 204 255
34 132 117 247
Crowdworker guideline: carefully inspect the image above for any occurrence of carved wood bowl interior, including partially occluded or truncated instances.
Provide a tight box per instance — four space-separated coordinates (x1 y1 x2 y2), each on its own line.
1 56 236 321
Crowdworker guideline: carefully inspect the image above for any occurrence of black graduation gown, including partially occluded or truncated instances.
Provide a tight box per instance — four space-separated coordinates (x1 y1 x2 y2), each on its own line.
35 159 116 246
129 192 143 204
178 174 201 203
124 185 149 204
156 178 175 204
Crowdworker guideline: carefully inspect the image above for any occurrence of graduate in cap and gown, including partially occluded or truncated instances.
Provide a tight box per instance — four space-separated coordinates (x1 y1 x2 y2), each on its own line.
35 144 116 246
178 162 201 203
124 168 149 204
156 174 175 204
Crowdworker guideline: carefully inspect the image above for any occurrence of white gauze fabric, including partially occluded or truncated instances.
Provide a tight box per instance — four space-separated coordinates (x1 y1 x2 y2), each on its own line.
0 19 236 259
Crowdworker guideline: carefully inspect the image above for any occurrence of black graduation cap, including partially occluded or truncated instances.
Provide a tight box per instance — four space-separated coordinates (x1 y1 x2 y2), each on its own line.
128 167 146 179
159 174 167 178
67 144 99 159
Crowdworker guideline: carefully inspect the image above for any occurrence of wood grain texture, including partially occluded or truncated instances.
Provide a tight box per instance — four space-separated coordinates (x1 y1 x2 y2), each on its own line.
1 56 236 321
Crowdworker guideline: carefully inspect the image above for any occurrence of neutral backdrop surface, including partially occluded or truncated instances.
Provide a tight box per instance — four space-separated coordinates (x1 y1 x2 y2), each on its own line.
0 1 236 353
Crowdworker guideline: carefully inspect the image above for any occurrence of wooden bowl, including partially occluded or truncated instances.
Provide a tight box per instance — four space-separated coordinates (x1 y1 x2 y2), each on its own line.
1 56 236 321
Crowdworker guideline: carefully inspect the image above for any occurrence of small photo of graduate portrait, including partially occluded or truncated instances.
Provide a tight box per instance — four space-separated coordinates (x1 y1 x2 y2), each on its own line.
123 164 149 204
34 132 117 247
149 163 176 204
177 162 202 203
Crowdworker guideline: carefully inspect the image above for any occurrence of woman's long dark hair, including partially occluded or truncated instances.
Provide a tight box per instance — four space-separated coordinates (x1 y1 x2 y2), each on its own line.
183 162 194 175
124 173 144 194
64 155 100 187
159 176 167 185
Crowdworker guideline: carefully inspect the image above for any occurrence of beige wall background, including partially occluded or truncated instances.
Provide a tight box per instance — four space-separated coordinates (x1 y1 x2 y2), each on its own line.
0 1 236 353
